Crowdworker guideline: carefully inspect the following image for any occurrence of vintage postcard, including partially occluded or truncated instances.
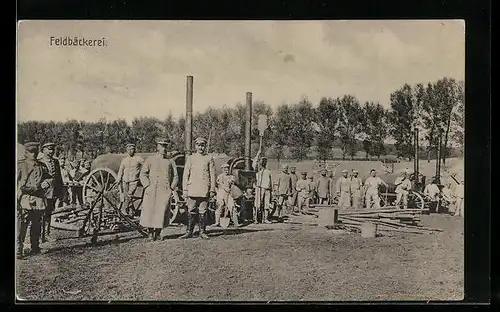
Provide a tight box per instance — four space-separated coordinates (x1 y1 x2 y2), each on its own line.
16 20 465 301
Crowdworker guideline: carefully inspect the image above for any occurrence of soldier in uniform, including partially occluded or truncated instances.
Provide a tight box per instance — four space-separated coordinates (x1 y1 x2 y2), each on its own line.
117 143 144 216
253 156 273 224
315 169 331 205
350 169 363 209
214 163 236 227
38 142 63 242
139 138 178 241
335 169 352 209
57 155 72 208
288 166 299 212
180 137 216 239
364 169 388 209
296 172 311 215
424 177 441 213
17 142 50 258
274 164 292 222
394 169 412 209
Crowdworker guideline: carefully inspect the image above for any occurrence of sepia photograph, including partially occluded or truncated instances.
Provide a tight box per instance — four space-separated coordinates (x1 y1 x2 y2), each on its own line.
16 20 465 302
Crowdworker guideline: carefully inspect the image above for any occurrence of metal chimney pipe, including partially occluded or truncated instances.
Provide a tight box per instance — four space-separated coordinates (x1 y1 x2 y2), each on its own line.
245 92 252 170
185 76 194 155
436 129 442 184
414 127 419 179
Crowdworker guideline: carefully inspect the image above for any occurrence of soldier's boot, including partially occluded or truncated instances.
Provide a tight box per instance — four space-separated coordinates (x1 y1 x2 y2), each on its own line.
276 206 283 222
198 212 209 239
263 210 272 224
214 212 221 227
231 207 240 227
30 218 42 255
179 214 195 239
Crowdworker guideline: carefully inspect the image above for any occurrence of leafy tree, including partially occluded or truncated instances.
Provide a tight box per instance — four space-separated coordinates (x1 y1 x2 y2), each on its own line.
315 97 339 161
336 95 363 160
362 101 388 160
289 98 315 160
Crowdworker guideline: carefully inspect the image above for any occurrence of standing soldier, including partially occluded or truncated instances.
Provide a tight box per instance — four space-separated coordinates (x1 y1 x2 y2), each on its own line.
139 138 179 241
117 143 144 216
57 156 72 208
315 168 331 205
253 157 273 224
307 175 316 208
180 137 216 239
17 142 49 258
214 163 236 227
335 169 352 209
274 164 292 222
364 169 388 209
296 172 311 215
38 142 63 242
394 170 412 209
350 169 363 209
288 166 299 213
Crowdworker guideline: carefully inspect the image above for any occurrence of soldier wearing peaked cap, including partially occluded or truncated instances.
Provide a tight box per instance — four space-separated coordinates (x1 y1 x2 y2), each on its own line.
17 142 50 258
394 169 412 209
139 137 178 241
335 169 351 209
274 163 292 222
315 168 331 205
350 169 363 209
38 142 63 242
117 142 144 216
288 166 299 211
180 137 215 239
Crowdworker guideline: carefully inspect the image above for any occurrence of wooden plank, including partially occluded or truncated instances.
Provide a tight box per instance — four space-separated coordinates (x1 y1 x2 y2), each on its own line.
50 221 80 231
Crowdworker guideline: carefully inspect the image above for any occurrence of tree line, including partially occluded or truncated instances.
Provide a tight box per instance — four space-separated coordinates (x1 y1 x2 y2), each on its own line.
18 77 464 164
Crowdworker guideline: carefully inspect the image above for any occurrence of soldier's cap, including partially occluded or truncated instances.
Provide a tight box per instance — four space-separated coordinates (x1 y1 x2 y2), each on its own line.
260 157 268 161
282 164 289 169
352 169 358 173
24 142 40 153
194 137 207 144
370 168 376 172
327 169 332 172
320 168 327 172
221 163 229 169
290 166 296 169
42 142 56 149
301 172 307 176
342 169 348 173
155 137 171 145
125 143 136 148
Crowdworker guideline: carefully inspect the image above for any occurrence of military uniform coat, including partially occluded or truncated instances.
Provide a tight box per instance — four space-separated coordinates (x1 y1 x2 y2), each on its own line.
38 156 63 200
316 176 331 199
182 153 216 198
17 158 48 210
139 154 178 228
275 172 292 196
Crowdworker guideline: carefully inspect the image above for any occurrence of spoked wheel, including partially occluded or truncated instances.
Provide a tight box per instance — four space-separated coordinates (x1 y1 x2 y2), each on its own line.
408 191 425 210
169 191 182 225
82 168 147 238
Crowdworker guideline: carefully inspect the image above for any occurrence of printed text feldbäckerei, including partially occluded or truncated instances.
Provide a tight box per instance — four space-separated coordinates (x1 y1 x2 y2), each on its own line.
50 36 107 47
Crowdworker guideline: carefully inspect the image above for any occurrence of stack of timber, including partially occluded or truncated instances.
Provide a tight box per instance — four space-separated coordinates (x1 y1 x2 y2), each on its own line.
51 202 122 233
337 208 443 235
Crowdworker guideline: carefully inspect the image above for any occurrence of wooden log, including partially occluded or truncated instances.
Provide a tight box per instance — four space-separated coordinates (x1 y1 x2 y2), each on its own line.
50 221 80 231
339 208 427 215
52 206 90 218
65 215 87 224
377 225 429 234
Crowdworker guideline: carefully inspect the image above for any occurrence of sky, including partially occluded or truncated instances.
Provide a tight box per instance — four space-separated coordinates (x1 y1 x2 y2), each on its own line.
17 20 465 123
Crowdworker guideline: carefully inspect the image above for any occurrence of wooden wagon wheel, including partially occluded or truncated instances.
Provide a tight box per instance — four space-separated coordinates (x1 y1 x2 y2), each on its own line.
407 191 425 210
169 191 182 225
82 168 147 237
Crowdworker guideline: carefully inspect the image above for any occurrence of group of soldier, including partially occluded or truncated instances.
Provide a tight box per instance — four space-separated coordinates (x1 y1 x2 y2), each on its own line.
17 138 466 259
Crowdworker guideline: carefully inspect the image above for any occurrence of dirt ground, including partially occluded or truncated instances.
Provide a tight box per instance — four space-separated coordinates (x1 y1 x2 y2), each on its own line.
16 214 463 302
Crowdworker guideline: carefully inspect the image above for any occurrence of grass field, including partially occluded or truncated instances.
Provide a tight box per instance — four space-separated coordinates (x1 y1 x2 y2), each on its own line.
16 213 463 302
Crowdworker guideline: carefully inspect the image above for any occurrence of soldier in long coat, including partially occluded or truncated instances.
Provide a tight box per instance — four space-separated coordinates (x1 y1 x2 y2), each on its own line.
180 137 216 239
17 142 50 258
38 142 63 242
117 143 144 216
139 138 178 241
335 169 351 209
315 169 331 205
253 157 273 223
